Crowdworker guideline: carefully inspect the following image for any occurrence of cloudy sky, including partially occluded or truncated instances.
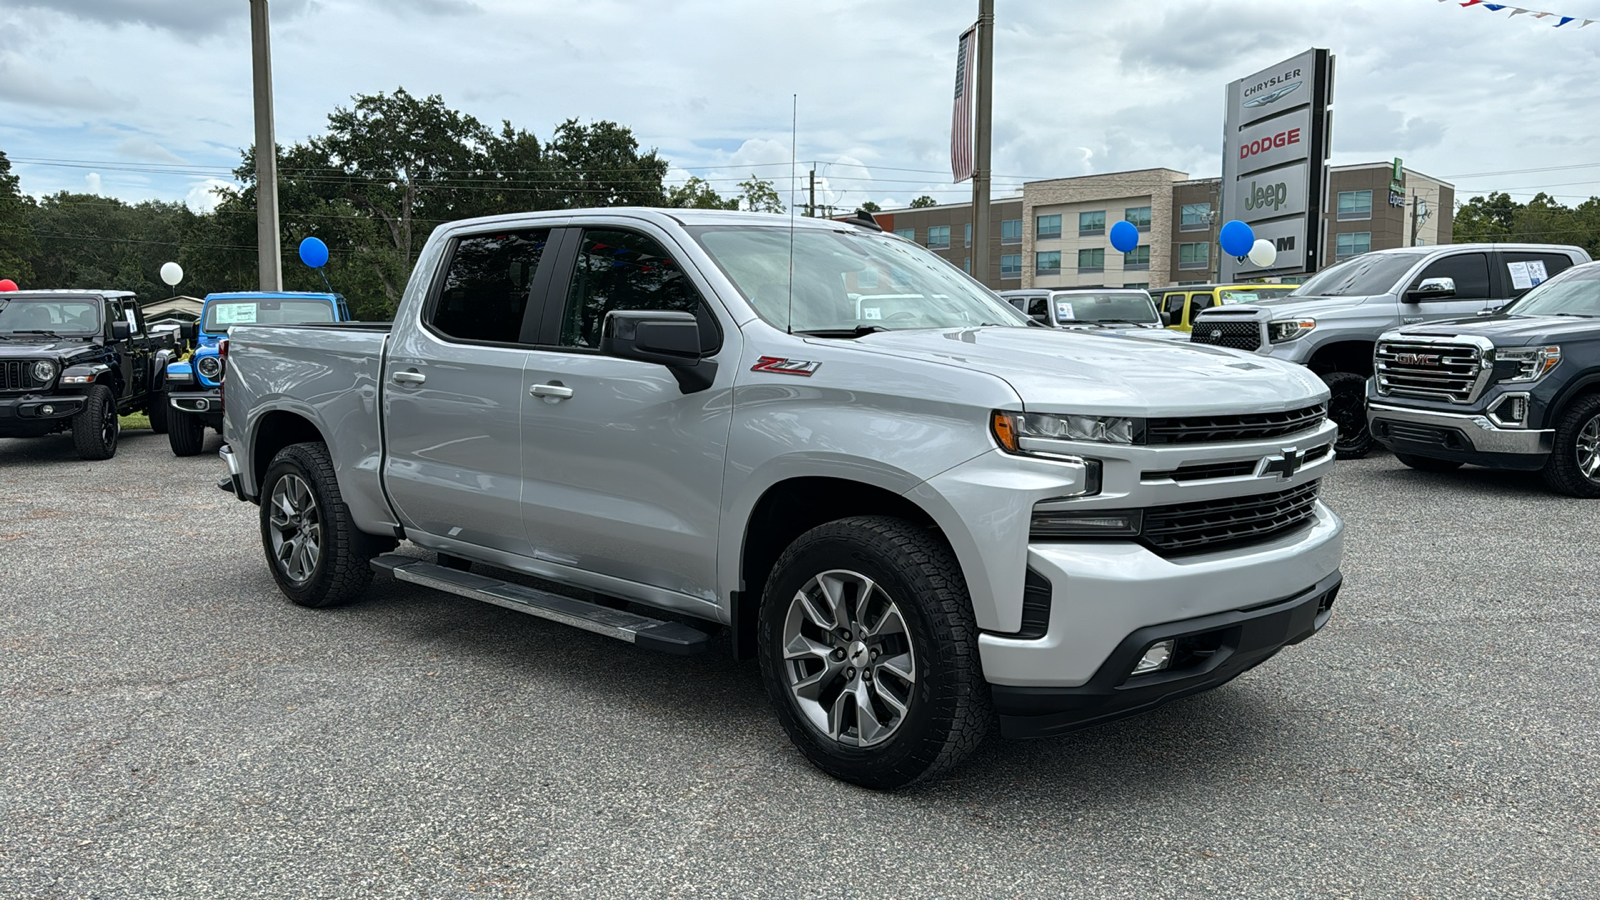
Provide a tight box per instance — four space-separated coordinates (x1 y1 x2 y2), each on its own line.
2 0 1598 214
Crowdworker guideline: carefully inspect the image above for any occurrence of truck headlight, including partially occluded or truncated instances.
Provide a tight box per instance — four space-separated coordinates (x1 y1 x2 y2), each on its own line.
196 355 224 380
31 359 57 384
1268 318 1316 343
991 410 1138 446
1493 346 1560 383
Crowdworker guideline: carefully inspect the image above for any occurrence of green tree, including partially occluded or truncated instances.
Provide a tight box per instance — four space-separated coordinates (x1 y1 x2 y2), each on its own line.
0 150 37 284
909 195 937 208
735 175 785 214
26 192 194 297
858 200 881 213
666 176 737 209
544 119 669 209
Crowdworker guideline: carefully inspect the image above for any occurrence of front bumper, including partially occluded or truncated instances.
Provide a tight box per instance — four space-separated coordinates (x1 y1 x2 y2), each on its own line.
169 389 222 415
0 393 88 434
1367 402 1552 469
993 570 1340 738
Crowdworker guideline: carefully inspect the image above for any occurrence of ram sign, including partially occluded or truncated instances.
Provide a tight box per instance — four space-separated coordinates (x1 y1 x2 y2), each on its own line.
1221 49 1334 280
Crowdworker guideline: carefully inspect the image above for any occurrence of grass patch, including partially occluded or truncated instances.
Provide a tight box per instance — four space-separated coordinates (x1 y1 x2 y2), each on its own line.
120 413 151 430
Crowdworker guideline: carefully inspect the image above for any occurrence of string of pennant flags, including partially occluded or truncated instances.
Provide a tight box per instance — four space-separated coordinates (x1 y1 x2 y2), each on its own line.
1447 0 1595 27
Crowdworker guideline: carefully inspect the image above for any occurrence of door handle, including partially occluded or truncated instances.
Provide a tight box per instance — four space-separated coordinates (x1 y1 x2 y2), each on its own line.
529 383 573 399
1402 316 1424 324
391 370 426 385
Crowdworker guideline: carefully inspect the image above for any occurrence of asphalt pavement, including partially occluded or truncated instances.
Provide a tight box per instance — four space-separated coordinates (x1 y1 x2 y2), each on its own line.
1 427 1597 898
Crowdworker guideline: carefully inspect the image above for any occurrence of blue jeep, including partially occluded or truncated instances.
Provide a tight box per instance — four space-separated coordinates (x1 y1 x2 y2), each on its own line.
166 291 349 456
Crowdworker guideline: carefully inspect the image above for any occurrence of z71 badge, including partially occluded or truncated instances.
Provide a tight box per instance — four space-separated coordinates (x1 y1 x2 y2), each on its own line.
751 356 821 376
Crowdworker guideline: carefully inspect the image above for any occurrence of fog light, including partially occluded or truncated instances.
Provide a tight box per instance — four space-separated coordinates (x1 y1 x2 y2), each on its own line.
40 404 54 415
195 398 210 412
1132 640 1174 676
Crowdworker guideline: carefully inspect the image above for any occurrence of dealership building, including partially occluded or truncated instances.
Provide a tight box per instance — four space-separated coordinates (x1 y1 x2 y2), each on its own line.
855 161 1453 291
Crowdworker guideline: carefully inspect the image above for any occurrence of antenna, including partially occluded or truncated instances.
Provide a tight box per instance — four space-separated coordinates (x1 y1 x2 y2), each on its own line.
787 93 796 336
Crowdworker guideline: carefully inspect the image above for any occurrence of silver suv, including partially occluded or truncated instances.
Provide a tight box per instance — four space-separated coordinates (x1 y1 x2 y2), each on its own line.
1189 243 1592 456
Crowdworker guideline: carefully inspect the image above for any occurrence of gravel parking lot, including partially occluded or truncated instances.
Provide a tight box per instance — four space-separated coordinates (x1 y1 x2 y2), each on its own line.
2 428 1597 898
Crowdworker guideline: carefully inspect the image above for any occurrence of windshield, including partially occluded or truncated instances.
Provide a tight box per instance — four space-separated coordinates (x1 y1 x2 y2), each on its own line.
1049 292 1158 325
1504 264 1600 317
690 225 1027 333
0 298 102 336
1292 253 1424 298
203 297 337 334
1219 287 1294 304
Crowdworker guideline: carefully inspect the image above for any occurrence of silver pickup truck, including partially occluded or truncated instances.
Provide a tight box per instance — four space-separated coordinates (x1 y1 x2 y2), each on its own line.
220 208 1344 788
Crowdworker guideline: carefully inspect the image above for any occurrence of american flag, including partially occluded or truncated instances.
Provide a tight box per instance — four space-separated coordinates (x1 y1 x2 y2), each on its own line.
951 24 977 183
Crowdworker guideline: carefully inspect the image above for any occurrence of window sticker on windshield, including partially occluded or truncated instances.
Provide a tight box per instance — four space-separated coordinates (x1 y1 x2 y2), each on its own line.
1054 300 1074 320
123 308 140 334
1527 260 1549 285
216 304 258 325
862 307 882 320
1507 262 1533 291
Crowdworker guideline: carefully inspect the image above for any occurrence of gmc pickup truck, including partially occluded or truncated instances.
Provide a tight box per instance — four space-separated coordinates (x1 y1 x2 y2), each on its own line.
220 209 1345 788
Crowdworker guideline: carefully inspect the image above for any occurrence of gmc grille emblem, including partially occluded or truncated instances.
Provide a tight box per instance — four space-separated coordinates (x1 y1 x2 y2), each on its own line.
1394 353 1439 366
1261 447 1304 480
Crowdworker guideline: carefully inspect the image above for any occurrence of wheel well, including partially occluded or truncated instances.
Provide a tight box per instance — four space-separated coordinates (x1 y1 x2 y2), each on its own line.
732 477 939 660
1307 341 1375 379
251 411 326 487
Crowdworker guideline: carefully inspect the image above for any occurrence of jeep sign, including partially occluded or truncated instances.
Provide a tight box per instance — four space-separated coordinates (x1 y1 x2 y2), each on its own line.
1221 48 1334 280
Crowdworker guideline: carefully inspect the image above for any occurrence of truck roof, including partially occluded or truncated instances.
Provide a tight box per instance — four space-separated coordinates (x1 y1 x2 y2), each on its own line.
434 207 860 234
203 291 341 302
0 289 136 300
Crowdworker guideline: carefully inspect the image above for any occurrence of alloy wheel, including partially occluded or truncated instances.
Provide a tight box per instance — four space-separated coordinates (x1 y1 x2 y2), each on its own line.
101 396 118 449
1578 414 1600 481
268 473 322 584
781 569 917 748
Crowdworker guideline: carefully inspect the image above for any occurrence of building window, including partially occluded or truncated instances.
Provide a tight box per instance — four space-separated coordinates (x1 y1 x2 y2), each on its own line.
1036 214 1062 240
963 257 971 273
1001 218 1022 244
894 228 915 242
1123 246 1150 271
926 225 951 249
1180 203 1212 231
1036 251 1061 276
1124 206 1152 232
1124 282 1150 290
1000 253 1022 279
964 223 972 247
1079 211 1106 235
1078 248 1105 273
1337 190 1373 221
1335 232 1372 259
1179 242 1209 270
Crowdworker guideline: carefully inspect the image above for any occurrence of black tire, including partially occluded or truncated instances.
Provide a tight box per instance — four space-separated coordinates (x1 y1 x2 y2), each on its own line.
168 410 206 457
1541 393 1600 498
259 442 378 607
757 516 991 789
1395 453 1464 472
71 384 119 460
1323 371 1372 459
148 383 169 434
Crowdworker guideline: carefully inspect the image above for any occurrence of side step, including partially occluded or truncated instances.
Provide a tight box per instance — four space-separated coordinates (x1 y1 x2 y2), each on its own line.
371 555 710 655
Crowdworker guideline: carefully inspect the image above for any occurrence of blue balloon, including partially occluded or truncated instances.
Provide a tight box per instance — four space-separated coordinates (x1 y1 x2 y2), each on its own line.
1108 220 1140 253
298 236 329 269
1219 220 1255 258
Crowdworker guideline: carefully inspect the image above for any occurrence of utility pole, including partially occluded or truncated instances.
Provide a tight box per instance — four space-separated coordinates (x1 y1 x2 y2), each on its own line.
250 0 282 291
808 169 816 218
970 0 994 285
1410 192 1421 246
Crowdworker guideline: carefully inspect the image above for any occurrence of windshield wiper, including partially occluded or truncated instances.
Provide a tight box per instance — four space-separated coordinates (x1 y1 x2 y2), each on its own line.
793 325 891 338
1084 319 1154 326
1551 312 1596 318
11 329 65 339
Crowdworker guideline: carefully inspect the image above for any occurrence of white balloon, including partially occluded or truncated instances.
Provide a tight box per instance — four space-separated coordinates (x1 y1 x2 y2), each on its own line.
1247 239 1277 268
160 261 184 286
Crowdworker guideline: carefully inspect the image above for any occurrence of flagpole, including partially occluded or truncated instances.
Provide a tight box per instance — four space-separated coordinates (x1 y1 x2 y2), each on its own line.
971 0 994 285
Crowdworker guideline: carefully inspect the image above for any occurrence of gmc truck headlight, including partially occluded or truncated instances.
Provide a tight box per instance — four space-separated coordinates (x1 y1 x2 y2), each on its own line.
1493 346 1560 383
991 410 1138 445
1268 318 1316 343
196 355 224 380
31 360 57 384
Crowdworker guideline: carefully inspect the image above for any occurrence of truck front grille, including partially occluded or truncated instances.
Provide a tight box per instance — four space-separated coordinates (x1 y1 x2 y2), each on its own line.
1142 480 1321 557
1375 340 1485 403
1189 320 1262 351
1145 404 1326 444
0 360 44 392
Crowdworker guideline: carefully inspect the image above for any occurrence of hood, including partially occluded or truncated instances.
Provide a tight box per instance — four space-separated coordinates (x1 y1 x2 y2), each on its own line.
1390 314 1600 347
829 327 1329 417
0 336 97 358
1226 293 1379 319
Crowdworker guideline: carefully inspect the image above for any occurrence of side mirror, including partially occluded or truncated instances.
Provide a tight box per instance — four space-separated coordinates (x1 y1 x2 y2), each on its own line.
180 321 197 343
110 320 131 341
599 310 716 393
1406 276 1456 301
1160 310 1174 326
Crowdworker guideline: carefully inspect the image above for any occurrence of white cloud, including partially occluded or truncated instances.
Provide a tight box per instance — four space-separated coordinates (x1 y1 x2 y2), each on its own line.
83 172 101 194
184 178 233 213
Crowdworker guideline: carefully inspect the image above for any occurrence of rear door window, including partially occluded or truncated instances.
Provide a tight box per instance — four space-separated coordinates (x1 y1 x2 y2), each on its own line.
1501 251 1577 297
428 229 551 344
1411 253 1490 300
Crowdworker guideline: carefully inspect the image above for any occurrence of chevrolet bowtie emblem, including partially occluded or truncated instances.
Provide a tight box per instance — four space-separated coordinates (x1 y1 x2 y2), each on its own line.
1261 447 1303 480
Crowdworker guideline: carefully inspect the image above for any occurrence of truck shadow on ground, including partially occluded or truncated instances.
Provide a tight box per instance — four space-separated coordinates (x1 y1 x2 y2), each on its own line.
1358 457 1553 498
0 431 167 467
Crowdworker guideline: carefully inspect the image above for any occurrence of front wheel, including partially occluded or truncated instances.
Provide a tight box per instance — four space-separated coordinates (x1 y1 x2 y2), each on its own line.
757 516 991 789
1542 394 1600 498
168 410 205 457
1323 371 1372 459
1395 453 1464 473
71 384 119 460
148 382 169 434
259 442 377 607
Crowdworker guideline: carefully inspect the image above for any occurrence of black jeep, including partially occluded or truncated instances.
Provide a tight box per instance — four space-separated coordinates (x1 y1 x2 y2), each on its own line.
0 290 184 460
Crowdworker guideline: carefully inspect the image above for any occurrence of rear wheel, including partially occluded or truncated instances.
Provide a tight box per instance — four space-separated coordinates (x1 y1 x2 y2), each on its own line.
1542 394 1600 498
259 442 378 607
1395 453 1463 473
72 384 119 460
1323 371 1372 459
168 410 205 456
757 516 990 789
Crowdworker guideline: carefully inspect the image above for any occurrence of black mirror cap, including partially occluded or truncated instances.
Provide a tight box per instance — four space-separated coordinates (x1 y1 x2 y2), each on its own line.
110 320 132 341
180 321 197 343
1159 310 1173 326
599 310 716 393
